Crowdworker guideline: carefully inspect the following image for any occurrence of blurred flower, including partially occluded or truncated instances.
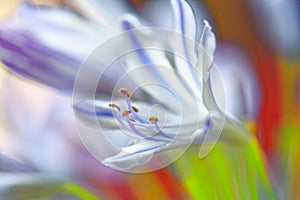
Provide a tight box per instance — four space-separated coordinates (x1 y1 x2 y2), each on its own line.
0 0 281 198
0 172 99 199
0 0 250 171
250 0 300 58
2 77 76 173
0 0 133 93
214 42 261 120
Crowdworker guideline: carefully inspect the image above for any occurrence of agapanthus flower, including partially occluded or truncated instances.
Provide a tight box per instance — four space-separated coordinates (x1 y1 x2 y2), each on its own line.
72 0 250 171
0 0 250 171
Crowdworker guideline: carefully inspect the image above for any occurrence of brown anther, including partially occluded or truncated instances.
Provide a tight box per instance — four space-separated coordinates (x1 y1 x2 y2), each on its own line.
119 88 131 97
108 103 120 111
149 116 159 123
129 118 136 122
122 110 131 116
132 106 139 112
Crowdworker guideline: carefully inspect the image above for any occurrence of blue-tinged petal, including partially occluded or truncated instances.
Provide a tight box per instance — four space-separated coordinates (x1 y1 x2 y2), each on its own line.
0 3 124 92
73 99 114 118
169 0 203 103
17 3 118 59
73 98 119 131
102 139 167 170
120 15 205 113
0 27 79 91
170 0 197 43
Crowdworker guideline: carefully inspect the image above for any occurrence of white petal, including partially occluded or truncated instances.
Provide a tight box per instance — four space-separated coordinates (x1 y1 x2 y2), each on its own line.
170 0 197 43
17 3 117 60
197 20 216 80
169 0 203 104
120 15 203 112
197 21 217 111
102 139 167 170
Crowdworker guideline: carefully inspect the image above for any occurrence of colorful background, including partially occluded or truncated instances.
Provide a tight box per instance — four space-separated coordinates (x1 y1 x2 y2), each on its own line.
0 0 299 199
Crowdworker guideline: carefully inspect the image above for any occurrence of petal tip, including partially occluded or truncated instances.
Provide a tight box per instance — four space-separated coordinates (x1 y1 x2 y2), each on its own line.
120 14 141 29
203 20 211 29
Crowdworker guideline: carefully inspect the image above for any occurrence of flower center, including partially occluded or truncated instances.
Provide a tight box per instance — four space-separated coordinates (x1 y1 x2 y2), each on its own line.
108 88 175 142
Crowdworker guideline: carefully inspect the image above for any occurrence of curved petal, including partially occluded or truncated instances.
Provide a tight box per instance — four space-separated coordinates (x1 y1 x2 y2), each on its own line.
120 14 206 114
169 0 203 102
0 3 120 92
197 20 216 80
16 3 115 59
101 139 167 170
0 27 79 91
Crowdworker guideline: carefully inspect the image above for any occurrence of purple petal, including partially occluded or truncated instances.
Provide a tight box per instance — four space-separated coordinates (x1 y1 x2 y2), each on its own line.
0 26 79 91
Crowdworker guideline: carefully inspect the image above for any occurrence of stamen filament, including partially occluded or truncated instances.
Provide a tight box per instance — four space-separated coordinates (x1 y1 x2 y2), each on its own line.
149 116 174 139
108 103 120 111
111 110 142 138
154 122 174 139
108 88 180 143
119 88 149 123
125 117 168 142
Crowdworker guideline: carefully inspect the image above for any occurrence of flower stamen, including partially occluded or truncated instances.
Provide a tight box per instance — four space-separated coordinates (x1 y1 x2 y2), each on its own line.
120 88 149 123
122 110 131 116
132 106 139 112
108 103 120 111
129 118 136 122
149 116 159 123
119 88 131 97
149 116 174 139
108 88 176 142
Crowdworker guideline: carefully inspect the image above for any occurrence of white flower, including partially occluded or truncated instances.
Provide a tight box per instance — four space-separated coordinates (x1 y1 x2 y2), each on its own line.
73 0 250 171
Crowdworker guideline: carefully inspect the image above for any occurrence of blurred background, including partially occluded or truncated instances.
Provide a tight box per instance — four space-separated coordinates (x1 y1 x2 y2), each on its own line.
0 0 299 199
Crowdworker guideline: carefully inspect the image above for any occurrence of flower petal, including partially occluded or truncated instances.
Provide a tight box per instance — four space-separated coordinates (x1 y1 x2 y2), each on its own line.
16 3 117 59
197 21 216 110
0 27 79 91
120 14 205 113
101 139 167 170
169 0 204 103
197 20 216 80
0 3 121 92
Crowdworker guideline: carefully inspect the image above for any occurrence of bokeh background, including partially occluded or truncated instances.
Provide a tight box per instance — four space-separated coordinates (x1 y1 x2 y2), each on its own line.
0 0 299 199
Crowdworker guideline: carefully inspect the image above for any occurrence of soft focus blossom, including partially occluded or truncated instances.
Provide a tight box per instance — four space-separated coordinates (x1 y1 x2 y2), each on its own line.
73 0 249 171
1 0 299 199
214 42 261 120
0 0 250 171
